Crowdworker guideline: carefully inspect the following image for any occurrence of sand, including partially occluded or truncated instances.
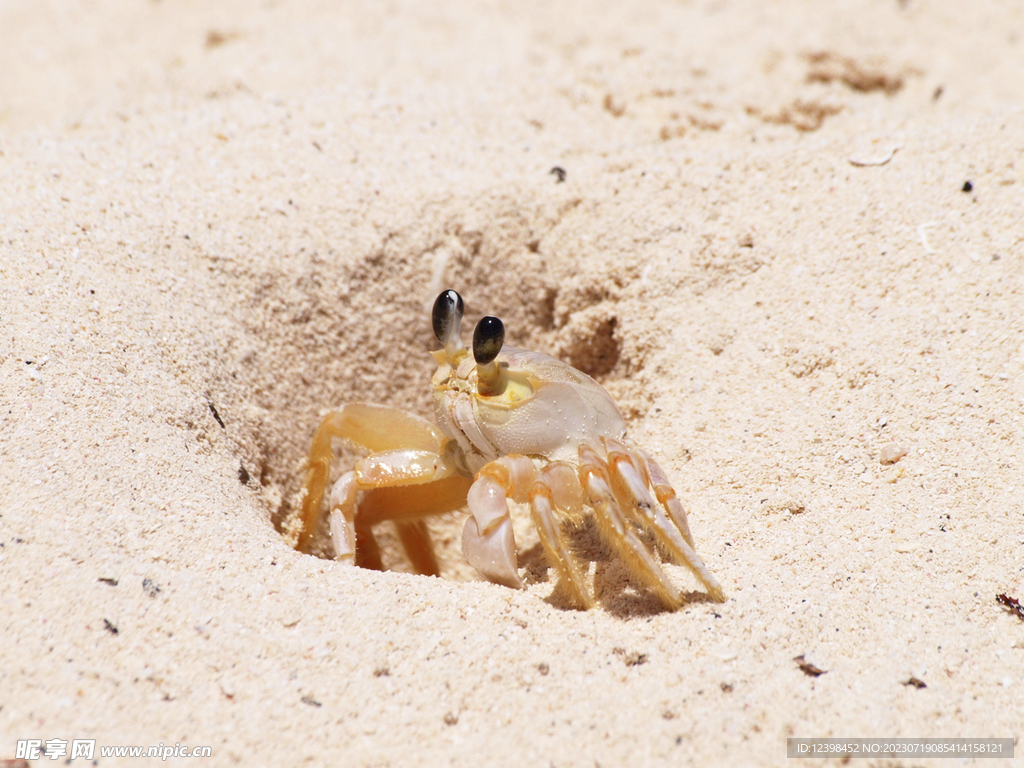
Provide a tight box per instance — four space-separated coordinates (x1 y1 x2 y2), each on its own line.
2 0 1023 765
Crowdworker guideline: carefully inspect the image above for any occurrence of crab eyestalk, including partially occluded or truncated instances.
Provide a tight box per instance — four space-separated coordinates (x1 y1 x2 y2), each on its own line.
473 315 505 395
432 289 466 363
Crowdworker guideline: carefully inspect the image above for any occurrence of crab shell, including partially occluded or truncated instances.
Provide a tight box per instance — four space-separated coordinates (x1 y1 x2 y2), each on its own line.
431 346 628 474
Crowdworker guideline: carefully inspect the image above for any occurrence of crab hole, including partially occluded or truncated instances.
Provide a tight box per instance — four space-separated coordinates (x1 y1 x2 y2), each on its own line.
226 195 559 578
560 313 621 379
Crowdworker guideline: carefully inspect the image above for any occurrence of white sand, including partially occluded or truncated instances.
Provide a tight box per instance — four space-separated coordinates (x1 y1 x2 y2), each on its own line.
2 1 1023 765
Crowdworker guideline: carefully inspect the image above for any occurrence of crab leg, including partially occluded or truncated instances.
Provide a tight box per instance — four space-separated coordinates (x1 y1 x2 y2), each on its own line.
327 471 360 563
296 403 450 553
323 470 460 575
604 440 725 602
529 462 594 610
579 445 681 609
394 520 440 577
637 449 695 549
327 467 470 572
353 506 384 571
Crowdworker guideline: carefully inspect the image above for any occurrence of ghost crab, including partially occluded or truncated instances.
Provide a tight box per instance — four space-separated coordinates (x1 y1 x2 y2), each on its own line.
293 290 724 609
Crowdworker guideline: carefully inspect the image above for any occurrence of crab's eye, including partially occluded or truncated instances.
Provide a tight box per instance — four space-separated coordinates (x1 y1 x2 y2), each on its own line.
473 316 504 365
431 289 464 344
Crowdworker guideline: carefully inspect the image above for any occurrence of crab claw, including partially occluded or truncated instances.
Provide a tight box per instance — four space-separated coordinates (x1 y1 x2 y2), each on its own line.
463 475 523 588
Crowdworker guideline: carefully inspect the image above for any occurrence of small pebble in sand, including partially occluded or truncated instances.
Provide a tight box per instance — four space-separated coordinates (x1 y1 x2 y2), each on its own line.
879 443 908 464
996 594 1024 622
793 654 826 677
762 496 806 515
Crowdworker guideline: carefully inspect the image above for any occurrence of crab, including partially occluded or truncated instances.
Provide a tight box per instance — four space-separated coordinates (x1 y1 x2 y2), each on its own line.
292 290 724 609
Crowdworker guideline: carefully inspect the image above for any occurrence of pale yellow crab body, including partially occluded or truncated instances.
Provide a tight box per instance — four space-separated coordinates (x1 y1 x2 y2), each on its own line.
432 346 627 473
292 291 724 610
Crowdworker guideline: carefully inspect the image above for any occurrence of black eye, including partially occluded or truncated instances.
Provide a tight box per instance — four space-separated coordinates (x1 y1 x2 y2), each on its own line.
431 289 464 344
473 316 504 365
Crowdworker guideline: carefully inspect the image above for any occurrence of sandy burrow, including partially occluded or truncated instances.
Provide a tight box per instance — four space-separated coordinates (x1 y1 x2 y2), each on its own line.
1 1 1023 766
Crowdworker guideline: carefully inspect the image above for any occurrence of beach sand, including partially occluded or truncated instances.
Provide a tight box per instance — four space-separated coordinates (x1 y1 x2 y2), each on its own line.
2 1 1022 765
